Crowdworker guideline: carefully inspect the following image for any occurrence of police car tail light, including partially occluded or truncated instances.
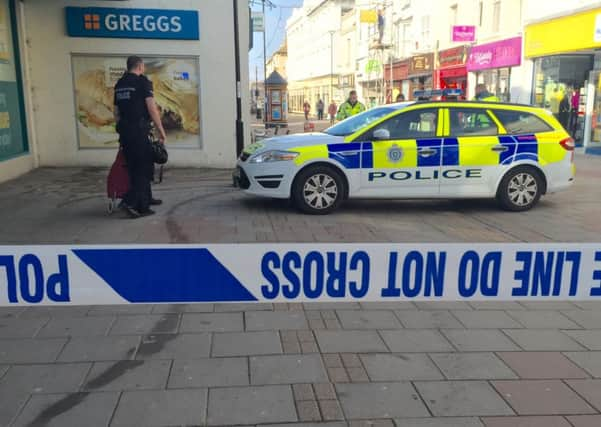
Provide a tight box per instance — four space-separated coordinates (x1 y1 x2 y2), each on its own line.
559 137 575 151
249 150 299 163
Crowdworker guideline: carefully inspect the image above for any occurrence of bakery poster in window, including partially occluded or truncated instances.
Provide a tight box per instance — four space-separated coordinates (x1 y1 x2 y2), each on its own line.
72 54 201 148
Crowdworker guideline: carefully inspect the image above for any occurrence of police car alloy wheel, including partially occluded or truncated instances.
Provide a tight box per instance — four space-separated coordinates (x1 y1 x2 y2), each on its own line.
292 165 345 214
497 166 544 212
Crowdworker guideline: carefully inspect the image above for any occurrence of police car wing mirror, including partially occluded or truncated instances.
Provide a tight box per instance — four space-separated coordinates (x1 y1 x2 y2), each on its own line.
373 128 390 141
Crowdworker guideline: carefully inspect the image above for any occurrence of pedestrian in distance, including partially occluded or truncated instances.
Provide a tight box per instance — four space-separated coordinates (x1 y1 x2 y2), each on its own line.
473 83 500 102
377 9 385 44
303 100 311 121
113 56 166 219
328 100 337 124
317 98 325 120
336 90 366 121
396 93 405 102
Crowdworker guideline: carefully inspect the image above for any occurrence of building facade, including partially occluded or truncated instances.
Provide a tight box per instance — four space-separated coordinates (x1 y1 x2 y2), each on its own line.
1 0 250 184
266 40 288 79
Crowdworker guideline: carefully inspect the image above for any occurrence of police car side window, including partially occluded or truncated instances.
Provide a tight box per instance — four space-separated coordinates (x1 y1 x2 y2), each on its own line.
366 109 438 140
493 110 554 134
449 108 498 137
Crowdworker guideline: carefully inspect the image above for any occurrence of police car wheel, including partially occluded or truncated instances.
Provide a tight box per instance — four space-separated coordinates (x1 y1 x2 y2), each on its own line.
292 166 345 214
497 166 543 211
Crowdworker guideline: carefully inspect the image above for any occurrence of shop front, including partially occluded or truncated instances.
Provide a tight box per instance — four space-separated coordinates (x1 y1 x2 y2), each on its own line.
408 53 434 100
525 7 601 149
0 0 30 182
384 58 410 102
466 36 522 103
436 46 468 96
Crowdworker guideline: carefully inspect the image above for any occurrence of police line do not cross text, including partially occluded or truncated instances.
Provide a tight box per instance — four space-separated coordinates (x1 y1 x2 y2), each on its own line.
1 244 601 305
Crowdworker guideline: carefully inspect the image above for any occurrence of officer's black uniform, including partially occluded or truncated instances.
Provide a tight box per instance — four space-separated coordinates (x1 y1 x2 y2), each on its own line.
114 72 154 213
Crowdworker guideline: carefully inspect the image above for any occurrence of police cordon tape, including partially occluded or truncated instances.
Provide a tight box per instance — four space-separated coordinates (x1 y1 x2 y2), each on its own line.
1 244 601 305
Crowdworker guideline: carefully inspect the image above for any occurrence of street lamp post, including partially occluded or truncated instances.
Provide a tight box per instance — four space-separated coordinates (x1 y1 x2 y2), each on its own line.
329 30 335 105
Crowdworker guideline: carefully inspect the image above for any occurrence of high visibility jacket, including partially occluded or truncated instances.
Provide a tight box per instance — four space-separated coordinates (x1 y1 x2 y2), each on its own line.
474 91 500 102
336 100 366 121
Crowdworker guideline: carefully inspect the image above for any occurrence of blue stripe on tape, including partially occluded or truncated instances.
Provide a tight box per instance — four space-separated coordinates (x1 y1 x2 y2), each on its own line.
73 249 257 303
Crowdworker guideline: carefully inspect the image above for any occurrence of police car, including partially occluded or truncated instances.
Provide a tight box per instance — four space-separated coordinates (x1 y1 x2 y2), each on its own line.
234 90 575 214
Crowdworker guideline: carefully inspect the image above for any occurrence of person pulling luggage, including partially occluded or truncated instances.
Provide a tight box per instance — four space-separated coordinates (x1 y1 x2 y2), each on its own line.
113 56 166 218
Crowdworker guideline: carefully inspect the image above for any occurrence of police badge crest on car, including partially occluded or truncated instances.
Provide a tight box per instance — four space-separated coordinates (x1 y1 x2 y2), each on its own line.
388 144 403 163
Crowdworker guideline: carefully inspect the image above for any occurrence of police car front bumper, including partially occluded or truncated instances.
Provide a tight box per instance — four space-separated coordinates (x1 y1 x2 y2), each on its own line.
233 161 294 199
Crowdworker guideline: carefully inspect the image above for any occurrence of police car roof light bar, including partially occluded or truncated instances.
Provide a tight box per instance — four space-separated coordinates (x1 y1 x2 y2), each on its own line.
413 88 463 101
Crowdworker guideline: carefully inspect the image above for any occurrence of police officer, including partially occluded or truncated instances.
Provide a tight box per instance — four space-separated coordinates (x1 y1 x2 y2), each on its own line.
336 90 366 121
473 83 500 102
114 56 166 218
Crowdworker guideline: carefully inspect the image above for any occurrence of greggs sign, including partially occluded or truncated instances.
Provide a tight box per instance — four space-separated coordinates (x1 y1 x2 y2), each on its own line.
65 7 199 40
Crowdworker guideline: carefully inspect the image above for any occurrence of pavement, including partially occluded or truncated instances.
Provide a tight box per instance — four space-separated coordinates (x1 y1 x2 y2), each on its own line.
1 145 601 425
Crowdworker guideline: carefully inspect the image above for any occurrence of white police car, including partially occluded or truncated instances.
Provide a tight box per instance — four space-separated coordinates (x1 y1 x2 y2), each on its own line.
234 96 575 214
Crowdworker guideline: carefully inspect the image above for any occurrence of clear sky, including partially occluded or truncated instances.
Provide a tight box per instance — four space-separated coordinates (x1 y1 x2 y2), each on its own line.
248 0 302 83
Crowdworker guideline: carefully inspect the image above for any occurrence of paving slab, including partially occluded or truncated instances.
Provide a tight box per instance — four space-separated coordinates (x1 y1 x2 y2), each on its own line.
0 390 29 427
0 363 90 394
481 416 571 426
492 380 597 415
86 305 154 316
151 303 214 313
315 330 389 353
360 353 444 381
441 330 519 352
415 381 514 416
396 418 484 427
0 317 49 338
506 311 580 329
564 330 601 350
37 316 114 337
430 353 517 380
83 359 171 391
111 388 207 427
304 302 361 310
414 302 472 310
260 424 346 427
108 314 180 335
336 382 429 419
497 352 589 379
19 306 91 318
395 310 463 329
380 330 454 353
214 302 274 312
565 379 601 412
57 335 140 362
207 385 297 425
11 391 119 427
452 311 523 329
519 302 579 310
562 310 601 329
468 301 525 311
251 354 328 384
502 330 585 351
212 331 282 357
0 338 67 363
135 332 211 359
565 352 601 378
246 311 309 331
180 312 244 332
336 310 402 330
359 302 417 310
567 415 601 427
169 357 248 388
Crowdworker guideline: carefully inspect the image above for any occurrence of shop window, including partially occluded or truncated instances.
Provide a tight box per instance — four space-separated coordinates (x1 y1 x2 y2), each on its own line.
492 1 501 33
493 110 554 134
368 108 438 140
450 108 498 136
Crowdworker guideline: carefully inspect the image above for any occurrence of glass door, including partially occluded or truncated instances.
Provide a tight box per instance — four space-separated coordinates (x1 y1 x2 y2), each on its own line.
585 70 601 154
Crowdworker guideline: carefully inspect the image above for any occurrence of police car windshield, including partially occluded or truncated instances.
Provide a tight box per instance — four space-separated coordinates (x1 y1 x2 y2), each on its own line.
324 106 401 136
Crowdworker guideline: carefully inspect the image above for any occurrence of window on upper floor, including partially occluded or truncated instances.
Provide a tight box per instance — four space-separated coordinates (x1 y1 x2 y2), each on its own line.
493 1 501 32
421 15 431 49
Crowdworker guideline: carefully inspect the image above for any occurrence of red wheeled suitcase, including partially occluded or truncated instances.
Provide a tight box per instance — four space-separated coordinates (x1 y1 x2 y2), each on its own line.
106 148 129 214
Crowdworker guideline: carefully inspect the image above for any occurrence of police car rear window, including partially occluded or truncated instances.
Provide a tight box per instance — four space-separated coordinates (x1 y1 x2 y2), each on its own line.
493 110 554 134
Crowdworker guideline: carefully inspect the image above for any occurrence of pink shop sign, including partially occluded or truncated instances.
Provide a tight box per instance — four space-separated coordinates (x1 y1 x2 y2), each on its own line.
452 26 476 42
467 36 522 71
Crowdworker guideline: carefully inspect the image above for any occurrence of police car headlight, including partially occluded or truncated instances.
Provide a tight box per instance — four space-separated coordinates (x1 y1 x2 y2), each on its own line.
249 150 299 163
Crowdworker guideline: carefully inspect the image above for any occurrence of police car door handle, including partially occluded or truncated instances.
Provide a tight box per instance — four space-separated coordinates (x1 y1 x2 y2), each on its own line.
338 151 359 156
418 148 437 157
491 145 509 152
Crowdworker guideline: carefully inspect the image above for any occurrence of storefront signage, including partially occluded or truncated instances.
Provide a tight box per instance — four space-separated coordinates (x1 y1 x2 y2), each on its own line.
467 37 522 71
438 46 468 69
595 14 601 43
3 243 601 305
385 60 410 81
452 25 475 42
65 7 200 40
409 54 433 76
